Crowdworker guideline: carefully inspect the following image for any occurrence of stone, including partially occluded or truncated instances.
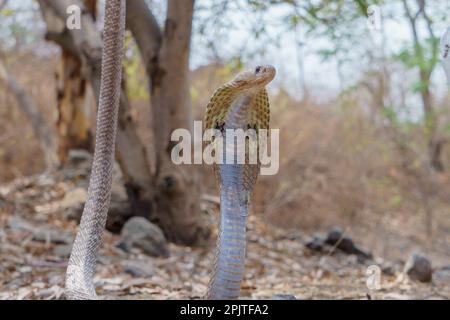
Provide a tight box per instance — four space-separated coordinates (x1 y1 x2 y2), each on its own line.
105 200 133 234
434 266 450 287
404 253 432 283
305 235 325 252
32 228 73 244
8 216 33 231
64 203 84 222
60 188 87 209
53 244 73 257
122 260 154 278
61 188 86 222
325 227 372 261
381 263 397 277
119 217 169 258
68 149 92 166
64 198 133 234
8 217 73 244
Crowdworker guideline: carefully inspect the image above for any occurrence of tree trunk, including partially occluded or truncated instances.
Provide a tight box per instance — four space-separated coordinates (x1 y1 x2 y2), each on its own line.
55 51 94 164
38 0 211 246
150 0 210 245
126 0 210 245
420 71 444 172
41 0 98 165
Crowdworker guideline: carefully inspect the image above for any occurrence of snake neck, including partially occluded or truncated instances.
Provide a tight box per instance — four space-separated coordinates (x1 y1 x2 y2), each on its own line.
207 173 250 300
223 94 253 130
206 92 255 300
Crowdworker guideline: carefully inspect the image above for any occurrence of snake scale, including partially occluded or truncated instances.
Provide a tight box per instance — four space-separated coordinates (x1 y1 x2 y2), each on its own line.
204 65 276 299
63 0 275 300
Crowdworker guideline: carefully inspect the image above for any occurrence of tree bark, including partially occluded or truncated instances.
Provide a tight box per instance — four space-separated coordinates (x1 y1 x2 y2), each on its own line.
38 0 211 246
152 0 209 245
126 0 210 245
55 51 94 164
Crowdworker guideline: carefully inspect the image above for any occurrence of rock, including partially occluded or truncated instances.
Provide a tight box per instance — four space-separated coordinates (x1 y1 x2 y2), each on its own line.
305 235 325 252
325 227 357 253
105 200 133 234
64 203 84 222
325 227 372 261
404 253 432 283
60 188 87 209
64 198 133 234
284 230 303 241
355 248 373 263
381 263 397 277
0 197 9 213
19 266 32 273
53 244 73 257
61 188 86 221
68 149 92 166
8 216 33 231
32 228 73 245
8 216 73 244
272 294 297 300
119 217 169 258
434 266 450 287
122 260 154 278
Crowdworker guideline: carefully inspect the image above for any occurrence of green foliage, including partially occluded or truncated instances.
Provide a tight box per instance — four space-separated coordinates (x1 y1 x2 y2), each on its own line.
353 0 369 16
190 86 199 104
442 123 450 135
0 9 15 17
317 48 338 62
223 57 244 76
396 37 440 75
410 80 429 94
381 106 399 125
389 194 402 207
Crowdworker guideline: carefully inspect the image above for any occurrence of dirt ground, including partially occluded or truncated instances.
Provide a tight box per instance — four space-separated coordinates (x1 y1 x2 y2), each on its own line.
0 163 449 300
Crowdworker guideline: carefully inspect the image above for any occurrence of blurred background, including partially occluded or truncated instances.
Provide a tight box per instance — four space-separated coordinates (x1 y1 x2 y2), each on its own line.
1 0 450 299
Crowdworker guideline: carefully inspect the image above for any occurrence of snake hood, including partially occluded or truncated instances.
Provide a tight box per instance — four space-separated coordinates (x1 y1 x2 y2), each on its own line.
204 65 275 136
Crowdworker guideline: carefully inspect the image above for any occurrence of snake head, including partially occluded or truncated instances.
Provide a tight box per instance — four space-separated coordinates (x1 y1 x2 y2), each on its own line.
232 65 276 90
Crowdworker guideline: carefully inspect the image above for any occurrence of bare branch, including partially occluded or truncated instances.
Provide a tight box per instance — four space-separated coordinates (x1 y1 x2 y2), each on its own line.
37 0 102 67
125 0 162 76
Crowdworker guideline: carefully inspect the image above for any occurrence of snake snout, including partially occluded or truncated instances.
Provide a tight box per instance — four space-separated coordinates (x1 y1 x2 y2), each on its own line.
254 65 276 84
255 65 275 74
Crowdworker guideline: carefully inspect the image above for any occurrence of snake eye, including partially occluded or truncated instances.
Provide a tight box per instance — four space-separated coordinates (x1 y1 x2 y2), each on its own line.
255 66 262 73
